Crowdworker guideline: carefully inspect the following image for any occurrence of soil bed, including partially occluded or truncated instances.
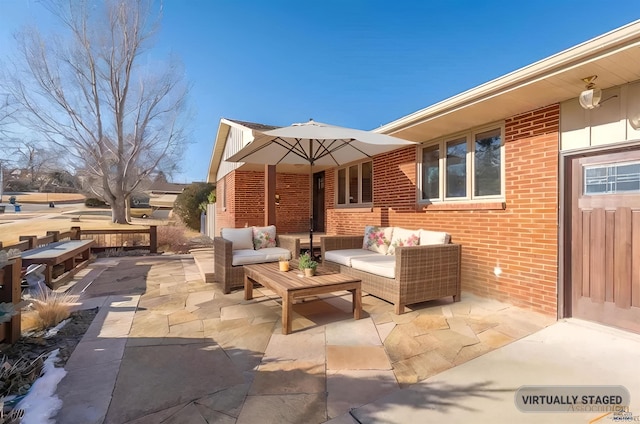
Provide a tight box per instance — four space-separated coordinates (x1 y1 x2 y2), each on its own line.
0 308 97 401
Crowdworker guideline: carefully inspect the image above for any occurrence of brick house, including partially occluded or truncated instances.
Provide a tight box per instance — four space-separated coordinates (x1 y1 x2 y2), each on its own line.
208 21 640 333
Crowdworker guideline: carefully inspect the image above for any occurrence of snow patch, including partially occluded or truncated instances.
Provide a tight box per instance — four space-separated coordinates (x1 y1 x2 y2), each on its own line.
16 349 66 424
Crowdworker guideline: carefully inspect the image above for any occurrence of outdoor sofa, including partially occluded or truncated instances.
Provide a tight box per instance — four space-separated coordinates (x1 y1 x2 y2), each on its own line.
214 225 299 293
321 226 461 314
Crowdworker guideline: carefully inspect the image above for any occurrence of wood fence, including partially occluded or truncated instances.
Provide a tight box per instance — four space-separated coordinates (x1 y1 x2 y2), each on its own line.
0 258 21 344
72 226 157 254
0 226 157 254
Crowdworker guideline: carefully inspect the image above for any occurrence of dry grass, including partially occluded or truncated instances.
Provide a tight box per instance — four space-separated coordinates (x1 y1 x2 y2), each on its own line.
20 311 43 333
4 192 85 203
0 215 150 246
28 290 79 330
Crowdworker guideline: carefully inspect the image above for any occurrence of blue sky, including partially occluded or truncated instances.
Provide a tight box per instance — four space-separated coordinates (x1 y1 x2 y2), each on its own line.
0 0 638 182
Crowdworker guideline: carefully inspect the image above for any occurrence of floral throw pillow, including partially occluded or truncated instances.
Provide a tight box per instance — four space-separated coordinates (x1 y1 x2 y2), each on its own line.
387 227 420 255
362 226 393 254
252 225 277 250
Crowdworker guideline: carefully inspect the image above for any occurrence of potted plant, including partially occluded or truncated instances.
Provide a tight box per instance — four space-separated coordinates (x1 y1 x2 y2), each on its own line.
278 256 290 272
298 252 318 277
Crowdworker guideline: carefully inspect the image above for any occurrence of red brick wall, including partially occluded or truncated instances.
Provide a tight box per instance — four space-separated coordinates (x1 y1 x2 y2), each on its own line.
326 104 560 316
215 173 235 235
276 173 311 233
216 170 310 235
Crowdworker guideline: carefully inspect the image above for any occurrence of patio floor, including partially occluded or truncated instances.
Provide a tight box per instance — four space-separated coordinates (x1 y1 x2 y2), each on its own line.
53 252 555 423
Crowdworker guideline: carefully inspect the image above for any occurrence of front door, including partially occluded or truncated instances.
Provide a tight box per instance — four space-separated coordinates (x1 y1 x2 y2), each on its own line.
567 148 640 332
313 171 325 232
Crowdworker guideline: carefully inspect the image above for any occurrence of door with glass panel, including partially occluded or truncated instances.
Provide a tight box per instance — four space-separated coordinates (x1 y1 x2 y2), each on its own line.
569 149 640 332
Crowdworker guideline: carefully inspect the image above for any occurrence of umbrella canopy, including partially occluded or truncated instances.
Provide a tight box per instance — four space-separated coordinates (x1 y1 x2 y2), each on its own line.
227 119 416 167
226 119 417 256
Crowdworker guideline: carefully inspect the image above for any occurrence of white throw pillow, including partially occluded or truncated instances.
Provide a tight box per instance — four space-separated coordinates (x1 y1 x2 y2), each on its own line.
362 225 394 255
221 227 254 250
419 230 449 245
252 225 277 250
387 227 421 255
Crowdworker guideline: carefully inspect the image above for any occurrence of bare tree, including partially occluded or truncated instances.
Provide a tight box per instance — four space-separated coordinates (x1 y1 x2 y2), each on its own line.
0 94 17 202
1 0 189 223
0 138 65 190
0 94 12 130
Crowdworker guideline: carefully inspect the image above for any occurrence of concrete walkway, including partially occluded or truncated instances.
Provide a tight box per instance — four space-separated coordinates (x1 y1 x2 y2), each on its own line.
52 254 640 423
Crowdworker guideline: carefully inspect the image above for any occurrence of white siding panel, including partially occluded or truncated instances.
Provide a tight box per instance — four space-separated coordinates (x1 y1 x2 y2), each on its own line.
561 81 640 152
591 87 624 146
560 100 590 151
626 81 640 140
216 127 255 181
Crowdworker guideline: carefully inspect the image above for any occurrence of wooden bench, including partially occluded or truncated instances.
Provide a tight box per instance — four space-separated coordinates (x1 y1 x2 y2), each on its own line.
21 239 95 289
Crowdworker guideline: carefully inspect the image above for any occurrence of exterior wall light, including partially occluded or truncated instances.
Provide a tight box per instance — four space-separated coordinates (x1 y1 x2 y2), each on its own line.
579 75 602 110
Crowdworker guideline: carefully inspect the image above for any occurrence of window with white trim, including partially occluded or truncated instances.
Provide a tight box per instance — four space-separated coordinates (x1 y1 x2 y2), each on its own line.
419 125 504 202
336 160 373 206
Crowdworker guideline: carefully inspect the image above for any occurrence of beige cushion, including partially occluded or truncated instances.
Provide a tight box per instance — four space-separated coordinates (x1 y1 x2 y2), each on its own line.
350 255 396 279
253 225 277 250
221 227 254 250
387 227 421 255
324 249 382 267
420 230 450 245
362 226 394 254
231 247 291 266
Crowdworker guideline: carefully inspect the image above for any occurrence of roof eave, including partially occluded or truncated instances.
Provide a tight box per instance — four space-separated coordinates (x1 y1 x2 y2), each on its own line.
375 19 640 135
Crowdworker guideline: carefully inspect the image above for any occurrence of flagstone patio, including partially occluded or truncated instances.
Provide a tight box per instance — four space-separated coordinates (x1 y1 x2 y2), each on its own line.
54 251 555 423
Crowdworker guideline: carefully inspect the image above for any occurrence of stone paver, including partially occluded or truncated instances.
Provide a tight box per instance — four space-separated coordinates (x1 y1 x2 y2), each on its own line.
53 254 563 424
326 370 398 418
249 360 326 395
326 345 391 370
105 343 244 424
326 316 382 346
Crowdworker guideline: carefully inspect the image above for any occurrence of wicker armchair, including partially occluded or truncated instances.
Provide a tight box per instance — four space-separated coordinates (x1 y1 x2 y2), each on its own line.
214 235 299 294
321 235 461 314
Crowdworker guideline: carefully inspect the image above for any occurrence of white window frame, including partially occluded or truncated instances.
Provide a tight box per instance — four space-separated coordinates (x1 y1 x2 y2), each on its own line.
335 160 373 207
418 123 505 203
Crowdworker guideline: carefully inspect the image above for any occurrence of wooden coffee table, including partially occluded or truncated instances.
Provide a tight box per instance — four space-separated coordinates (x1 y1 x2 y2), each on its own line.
244 261 362 334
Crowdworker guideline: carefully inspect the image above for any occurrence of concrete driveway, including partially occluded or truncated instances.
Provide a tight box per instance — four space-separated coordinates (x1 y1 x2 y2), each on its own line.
338 319 640 423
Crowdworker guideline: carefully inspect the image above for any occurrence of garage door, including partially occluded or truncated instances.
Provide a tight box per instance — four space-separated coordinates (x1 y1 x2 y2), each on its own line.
569 148 640 333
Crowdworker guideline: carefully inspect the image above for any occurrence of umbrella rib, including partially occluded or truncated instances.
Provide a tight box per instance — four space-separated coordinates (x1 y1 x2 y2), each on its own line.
315 139 374 165
271 137 311 164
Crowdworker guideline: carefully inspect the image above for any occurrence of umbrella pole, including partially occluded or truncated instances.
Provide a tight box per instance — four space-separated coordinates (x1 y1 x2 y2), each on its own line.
309 151 314 260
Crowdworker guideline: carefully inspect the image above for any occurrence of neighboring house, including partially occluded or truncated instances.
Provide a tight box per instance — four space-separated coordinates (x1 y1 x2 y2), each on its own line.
147 180 189 209
208 21 640 333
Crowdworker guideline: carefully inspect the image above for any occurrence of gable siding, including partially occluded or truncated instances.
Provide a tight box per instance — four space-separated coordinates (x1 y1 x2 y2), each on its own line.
326 104 560 316
216 126 253 182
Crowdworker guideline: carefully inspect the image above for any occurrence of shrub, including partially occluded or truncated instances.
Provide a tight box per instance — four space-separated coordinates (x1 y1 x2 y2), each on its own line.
173 182 214 230
157 224 190 253
85 197 107 207
199 190 216 213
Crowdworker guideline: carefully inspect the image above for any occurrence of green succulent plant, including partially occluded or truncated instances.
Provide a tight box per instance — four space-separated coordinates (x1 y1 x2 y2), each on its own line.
298 252 317 271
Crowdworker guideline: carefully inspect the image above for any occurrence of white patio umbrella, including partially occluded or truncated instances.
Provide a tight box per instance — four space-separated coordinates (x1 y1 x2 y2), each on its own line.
226 119 417 256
